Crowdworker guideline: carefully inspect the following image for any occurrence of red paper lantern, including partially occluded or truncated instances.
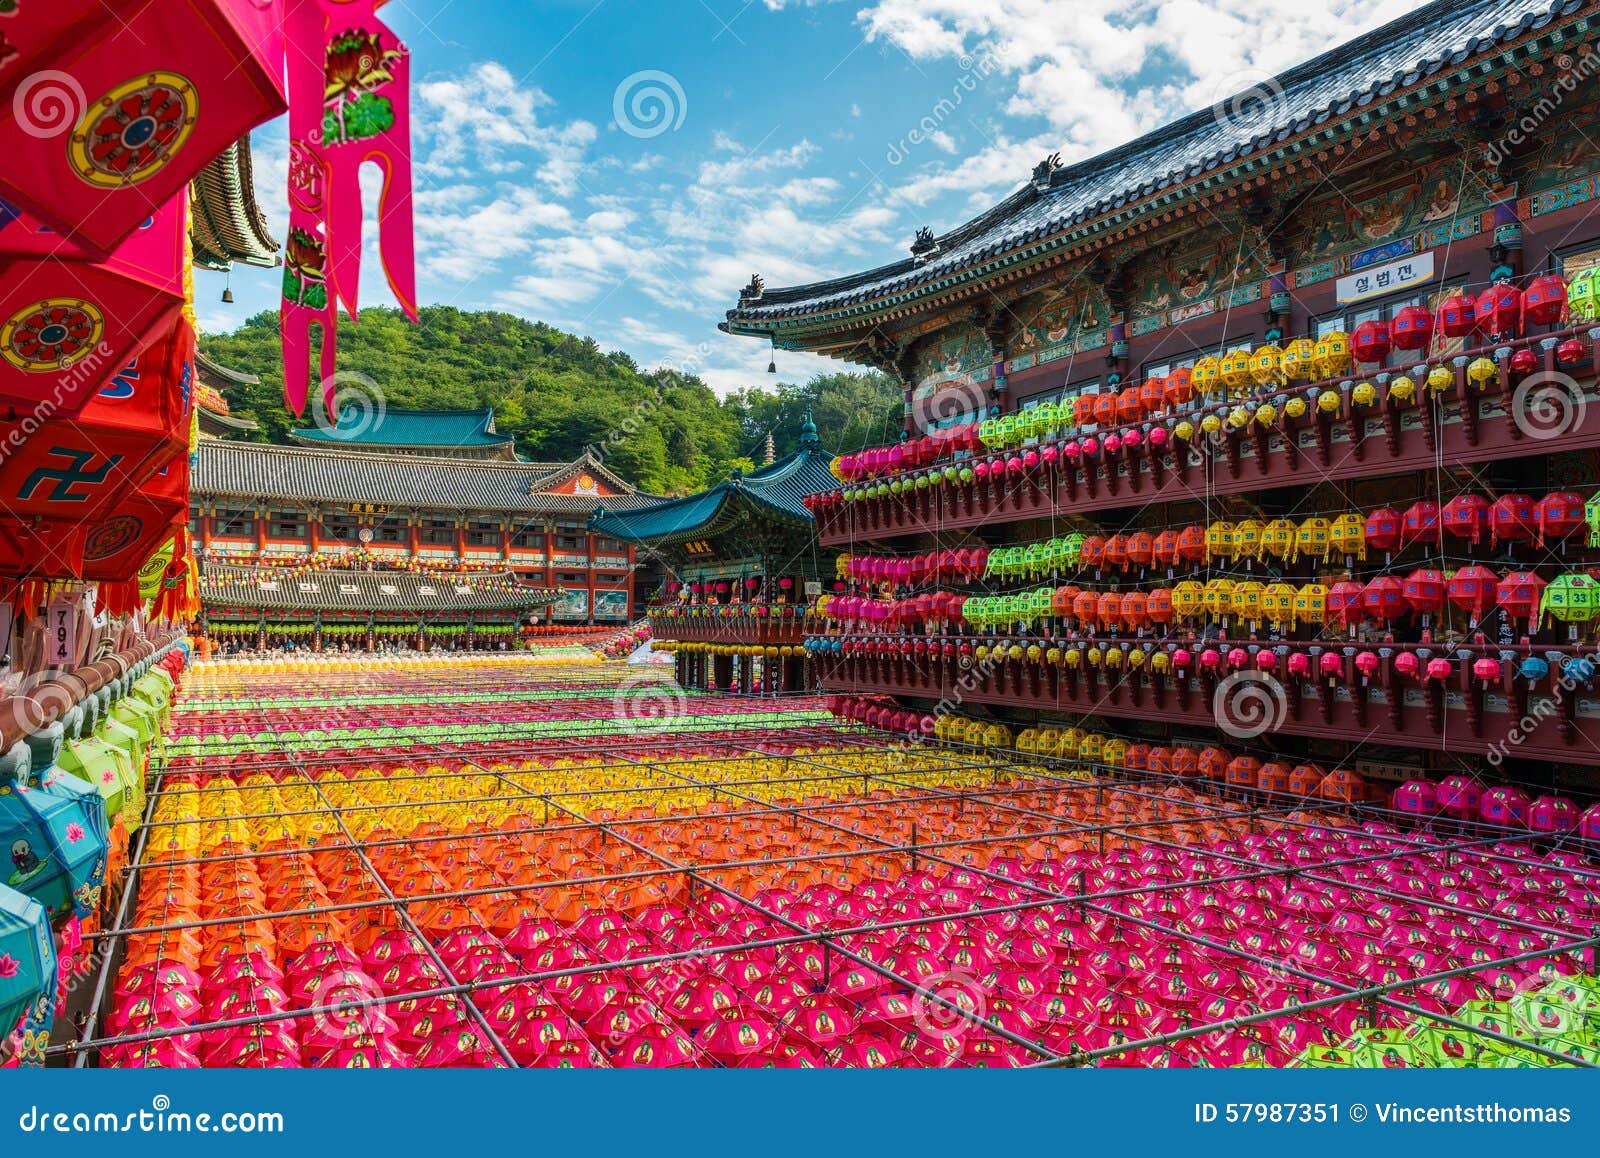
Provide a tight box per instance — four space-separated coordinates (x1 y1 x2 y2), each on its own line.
1402 568 1447 616
1495 570 1547 628
1147 588 1174 623
1362 576 1411 623
1152 530 1181 566
1489 493 1537 545
1435 292 1477 338
1440 494 1490 546
1476 282 1521 338
1534 491 1586 546
1350 319 1392 365
1390 304 1434 351
1363 507 1403 553
1521 273 1568 327
1327 580 1367 626
1103 534 1130 570
1121 591 1151 628
1125 532 1155 567
1139 377 1166 415
1400 500 1441 549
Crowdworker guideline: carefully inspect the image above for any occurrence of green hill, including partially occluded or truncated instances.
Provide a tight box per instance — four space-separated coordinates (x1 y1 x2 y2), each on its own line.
199 306 899 495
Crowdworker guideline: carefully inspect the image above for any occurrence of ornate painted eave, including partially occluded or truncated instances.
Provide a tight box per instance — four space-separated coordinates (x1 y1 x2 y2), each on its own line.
722 0 1590 350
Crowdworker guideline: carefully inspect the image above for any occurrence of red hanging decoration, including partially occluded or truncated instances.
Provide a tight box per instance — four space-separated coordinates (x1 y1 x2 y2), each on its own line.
1390 304 1434 351
1440 494 1491 547
1489 493 1537 546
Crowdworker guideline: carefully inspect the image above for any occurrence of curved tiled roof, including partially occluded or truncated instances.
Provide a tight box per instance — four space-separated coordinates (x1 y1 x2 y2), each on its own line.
590 441 836 545
724 0 1580 328
201 566 558 612
288 406 516 452
193 442 660 515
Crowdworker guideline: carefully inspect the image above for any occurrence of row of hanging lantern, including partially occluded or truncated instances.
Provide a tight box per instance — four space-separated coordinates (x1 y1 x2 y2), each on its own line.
832 493 1598 591
829 272 1593 479
815 567 1600 634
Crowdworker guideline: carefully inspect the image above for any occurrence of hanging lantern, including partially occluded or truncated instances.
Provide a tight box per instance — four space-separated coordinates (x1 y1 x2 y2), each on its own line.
1390 304 1434 351
1441 494 1491 547
1125 531 1156 568
1191 356 1222 398
1121 591 1151 630
1171 581 1206 622
1250 343 1284 387
1535 492 1586 546
1233 519 1266 562
1435 292 1477 338
1294 517 1332 562
1163 366 1195 408
1174 525 1208 565
1146 587 1174 624
1476 281 1521 338
1327 579 1367 627
1350 319 1392 365
1402 568 1447 620
1231 580 1265 622
1330 513 1366 560
1139 376 1167 415
1362 507 1402 556
1205 521 1236 562
1362 576 1410 624
1557 336 1589 367
1496 570 1548 630
1400 501 1441 549
1219 349 1253 394
1521 273 1569 327
1571 266 1600 323
1588 492 1600 548
1092 392 1120 427
1465 356 1498 390
1151 529 1181 567
1312 331 1351 379
1294 583 1328 625
1202 578 1236 621
1542 573 1600 626
1489 493 1537 546
1261 518 1297 560
1116 386 1144 424
1079 535 1107 570
1281 337 1317 382
1445 564 1499 623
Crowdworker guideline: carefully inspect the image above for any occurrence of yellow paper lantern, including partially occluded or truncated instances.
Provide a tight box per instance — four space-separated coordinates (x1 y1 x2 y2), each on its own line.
1233 519 1266 561
1206 521 1236 560
1203 578 1237 619
1250 343 1284 387
1330 513 1366 560
1312 330 1351 379
1285 396 1307 419
1466 356 1497 388
1317 388 1341 414
1261 582 1298 628
1425 364 1453 395
1281 337 1317 381
1351 380 1377 407
1295 516 1332 561
1171 581 1205 620
1294 582 1328 624
1261 518 1297 560
1220 348 1253 394
1192 356 1222 397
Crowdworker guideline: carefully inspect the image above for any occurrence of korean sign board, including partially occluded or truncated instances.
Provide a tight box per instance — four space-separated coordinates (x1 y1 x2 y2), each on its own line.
1334 252 1434 305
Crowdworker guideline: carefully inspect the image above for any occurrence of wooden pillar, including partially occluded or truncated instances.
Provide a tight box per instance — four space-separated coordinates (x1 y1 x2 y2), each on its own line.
255 507 267 555
454 522 466 559
501 525 512 565
543 525 555 591
408 518 421 558
309 508 321 554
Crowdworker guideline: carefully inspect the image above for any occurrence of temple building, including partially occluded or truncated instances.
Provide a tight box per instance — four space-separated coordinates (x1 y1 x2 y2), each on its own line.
189 404 659 643
591 414 837 692
725 0 1600 789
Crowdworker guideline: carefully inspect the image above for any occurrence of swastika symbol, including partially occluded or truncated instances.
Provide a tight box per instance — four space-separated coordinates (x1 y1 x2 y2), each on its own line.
17 447 124 503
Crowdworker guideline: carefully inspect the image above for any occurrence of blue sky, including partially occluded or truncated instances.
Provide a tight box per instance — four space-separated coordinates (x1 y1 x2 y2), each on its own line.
202 0 1428 393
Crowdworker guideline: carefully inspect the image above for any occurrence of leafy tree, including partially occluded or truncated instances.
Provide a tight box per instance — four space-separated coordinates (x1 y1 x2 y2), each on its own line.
200 307 899 495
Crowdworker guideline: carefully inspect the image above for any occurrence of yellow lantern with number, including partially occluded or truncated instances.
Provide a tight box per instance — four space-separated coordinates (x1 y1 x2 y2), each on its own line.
1060 727 1085 758
1080 732 1105 763
1262 582 1298 629
1312 330 1351 379
1102 737 1129 766
1232 580 1265 621
1262 518 1297 560
1330 513 1366 560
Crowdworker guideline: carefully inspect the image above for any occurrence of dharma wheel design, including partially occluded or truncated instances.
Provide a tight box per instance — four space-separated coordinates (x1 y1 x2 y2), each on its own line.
69 72 198 187
0 297 104 372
